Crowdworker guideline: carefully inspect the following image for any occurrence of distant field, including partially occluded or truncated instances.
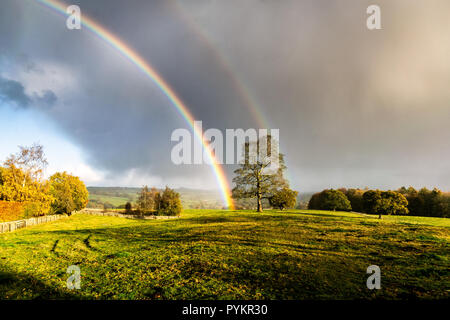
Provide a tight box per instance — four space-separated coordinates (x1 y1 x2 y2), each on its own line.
88 194 133 207
87 187 224 209
0 210 448 299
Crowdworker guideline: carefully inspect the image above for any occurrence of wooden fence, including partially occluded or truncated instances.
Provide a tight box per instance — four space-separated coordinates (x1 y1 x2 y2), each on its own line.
0 214 67 234
0 210 178 234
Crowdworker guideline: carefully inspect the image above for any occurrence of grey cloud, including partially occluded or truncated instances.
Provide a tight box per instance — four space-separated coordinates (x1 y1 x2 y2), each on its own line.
34 90 57 107
177 0 450 191
0 75 31 108
0 0 257 184
1 0 449 191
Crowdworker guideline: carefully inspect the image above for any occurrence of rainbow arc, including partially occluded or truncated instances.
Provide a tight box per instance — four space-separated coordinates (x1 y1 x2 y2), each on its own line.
35 0 235 209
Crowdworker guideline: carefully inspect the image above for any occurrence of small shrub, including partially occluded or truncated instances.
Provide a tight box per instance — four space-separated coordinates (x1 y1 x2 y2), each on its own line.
125 202 132 214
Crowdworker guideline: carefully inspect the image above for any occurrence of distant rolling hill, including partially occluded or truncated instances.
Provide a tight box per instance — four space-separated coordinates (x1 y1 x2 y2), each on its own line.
87 186 225 209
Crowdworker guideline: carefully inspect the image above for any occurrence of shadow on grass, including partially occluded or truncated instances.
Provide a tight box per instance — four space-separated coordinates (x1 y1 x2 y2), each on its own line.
27 211 376 253
0 263 81 300
35 221 365 264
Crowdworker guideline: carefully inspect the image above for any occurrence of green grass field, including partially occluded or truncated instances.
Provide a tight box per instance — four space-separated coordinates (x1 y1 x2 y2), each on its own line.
0 209 448 299
88 194 134 207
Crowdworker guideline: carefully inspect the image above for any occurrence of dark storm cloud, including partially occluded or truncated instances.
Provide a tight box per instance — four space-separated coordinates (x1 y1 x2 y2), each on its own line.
0 76 30 108
0 0 258 186
0 74 58 109
73 0 256 129
1 0 261 184
177 0 450 190
1 0 449 190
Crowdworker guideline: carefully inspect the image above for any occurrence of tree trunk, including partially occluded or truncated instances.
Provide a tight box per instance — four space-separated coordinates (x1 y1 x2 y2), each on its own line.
256 175 263 212
257 195 263 212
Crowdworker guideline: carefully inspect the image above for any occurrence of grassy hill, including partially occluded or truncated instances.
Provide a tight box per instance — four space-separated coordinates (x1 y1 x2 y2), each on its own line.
0 209 448 299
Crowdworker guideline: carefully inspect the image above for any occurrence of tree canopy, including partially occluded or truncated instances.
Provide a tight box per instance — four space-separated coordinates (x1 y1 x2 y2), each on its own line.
137 186 159 213
308 189 352 211
156 186 182 216
0 145 53 217
49 172 89 215
269 187 298 210
232 135 290 212
363 190 408 219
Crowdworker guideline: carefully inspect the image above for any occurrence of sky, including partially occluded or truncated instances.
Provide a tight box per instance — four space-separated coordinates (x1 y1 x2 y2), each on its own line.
0 0 449 195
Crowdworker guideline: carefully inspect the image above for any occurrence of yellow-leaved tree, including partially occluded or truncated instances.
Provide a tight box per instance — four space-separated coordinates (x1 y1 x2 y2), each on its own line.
1 144 89 220
49 172 89 215
0 156 53 217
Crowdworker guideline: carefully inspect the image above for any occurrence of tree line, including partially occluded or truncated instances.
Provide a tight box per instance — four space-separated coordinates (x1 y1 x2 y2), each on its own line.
0 144 88 222
122 185 182 216
219 134 450 218
308 187 449 218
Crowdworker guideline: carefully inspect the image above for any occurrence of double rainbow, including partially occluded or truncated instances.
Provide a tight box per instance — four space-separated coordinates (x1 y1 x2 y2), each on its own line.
34 0 235 209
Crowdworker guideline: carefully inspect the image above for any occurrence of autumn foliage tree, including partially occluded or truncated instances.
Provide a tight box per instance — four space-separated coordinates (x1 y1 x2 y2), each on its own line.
0 144 53 217
0 145 89 220
49 172 89 215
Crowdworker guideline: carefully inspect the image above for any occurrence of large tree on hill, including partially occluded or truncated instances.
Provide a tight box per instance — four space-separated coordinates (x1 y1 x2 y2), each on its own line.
232 135 289 212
